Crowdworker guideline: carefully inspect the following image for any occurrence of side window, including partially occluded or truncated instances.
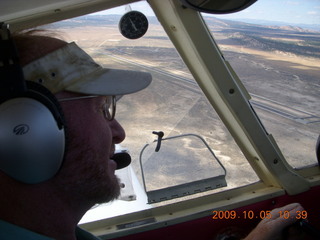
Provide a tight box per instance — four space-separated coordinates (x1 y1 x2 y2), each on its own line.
203 1 320 169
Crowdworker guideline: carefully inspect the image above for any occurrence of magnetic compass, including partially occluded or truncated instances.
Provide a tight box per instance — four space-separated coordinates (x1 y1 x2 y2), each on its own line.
119 11 148 39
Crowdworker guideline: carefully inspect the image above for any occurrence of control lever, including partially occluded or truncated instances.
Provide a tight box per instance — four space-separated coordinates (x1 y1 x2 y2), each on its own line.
282 219 320 239
152 131 164 152
298 219 320 239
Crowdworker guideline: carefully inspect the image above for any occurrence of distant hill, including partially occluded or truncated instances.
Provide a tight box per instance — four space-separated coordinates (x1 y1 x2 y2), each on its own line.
49 14 121 28
50 14 320 59
52 14 319 32
203 16 320 59
218 18 320 32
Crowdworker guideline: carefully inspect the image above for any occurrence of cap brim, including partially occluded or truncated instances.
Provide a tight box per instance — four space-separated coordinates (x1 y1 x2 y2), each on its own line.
66 68 152 96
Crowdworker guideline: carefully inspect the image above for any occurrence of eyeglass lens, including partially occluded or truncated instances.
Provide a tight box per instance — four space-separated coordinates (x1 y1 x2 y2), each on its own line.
104 96 116 121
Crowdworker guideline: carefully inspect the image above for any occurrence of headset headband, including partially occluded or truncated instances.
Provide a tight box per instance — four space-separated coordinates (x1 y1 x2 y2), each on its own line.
0 23 27 98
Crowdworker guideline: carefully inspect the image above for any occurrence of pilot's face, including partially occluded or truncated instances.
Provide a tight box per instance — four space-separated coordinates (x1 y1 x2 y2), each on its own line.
18 35 126 205
54 91 126 204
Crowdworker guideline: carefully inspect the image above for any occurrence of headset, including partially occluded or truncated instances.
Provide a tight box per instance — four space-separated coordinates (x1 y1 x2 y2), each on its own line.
0 23 65 184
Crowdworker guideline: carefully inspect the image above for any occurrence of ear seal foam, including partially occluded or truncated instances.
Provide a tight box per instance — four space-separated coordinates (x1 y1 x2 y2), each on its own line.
25 81 65 129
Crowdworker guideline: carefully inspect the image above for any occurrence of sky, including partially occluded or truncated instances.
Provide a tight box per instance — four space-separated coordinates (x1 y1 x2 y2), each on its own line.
215 0 320 25
93 0 320 26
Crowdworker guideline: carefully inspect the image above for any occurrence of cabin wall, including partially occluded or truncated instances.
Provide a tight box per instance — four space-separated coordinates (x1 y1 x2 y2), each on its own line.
111 185 320 240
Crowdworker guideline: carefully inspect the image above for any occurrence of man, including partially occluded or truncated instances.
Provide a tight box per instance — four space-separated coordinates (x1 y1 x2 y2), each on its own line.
0 31 151 240
0 31 306 240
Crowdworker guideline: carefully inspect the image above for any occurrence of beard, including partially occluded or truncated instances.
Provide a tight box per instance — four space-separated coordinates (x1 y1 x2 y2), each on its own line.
53 135 121 205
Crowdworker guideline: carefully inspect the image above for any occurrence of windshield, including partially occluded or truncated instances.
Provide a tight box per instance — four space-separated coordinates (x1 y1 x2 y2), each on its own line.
50 1 259 211
46 0 319 219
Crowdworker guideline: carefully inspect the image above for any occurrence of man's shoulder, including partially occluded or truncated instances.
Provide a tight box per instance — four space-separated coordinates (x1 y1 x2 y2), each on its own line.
76 227 101 240
0 219 100 240
0 219 53 240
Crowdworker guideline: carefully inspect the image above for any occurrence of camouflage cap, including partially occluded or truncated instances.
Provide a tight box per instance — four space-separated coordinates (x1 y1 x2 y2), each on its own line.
22 42 152 96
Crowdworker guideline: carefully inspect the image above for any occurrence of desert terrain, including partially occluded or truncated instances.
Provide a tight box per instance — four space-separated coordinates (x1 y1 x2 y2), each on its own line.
49 15 320 202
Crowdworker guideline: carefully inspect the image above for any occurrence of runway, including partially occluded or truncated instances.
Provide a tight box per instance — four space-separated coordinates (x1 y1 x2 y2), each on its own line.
102 50 320 125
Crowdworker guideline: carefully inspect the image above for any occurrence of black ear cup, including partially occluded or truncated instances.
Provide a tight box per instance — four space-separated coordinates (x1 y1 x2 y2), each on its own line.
0 81 65 184
25 81 65 129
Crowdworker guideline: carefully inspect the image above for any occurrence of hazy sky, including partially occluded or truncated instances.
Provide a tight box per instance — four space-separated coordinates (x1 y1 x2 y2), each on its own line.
94 0 320 26
216 0 320 25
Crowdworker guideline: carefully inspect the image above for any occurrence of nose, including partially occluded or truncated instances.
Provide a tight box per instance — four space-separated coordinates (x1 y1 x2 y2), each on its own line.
110 119 126 144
